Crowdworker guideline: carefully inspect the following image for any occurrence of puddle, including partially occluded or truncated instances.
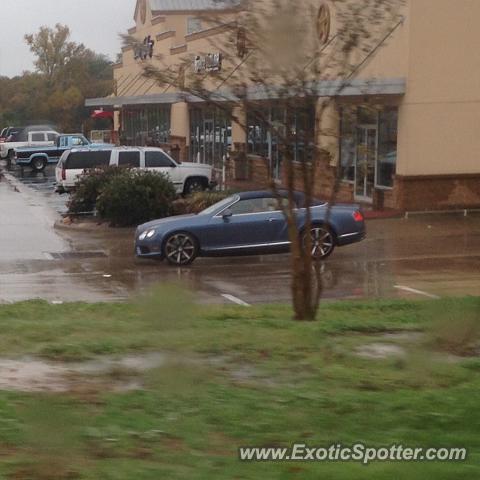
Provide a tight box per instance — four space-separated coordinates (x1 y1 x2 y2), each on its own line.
0 353 169 393
0 353 266 393
355 343 407 359
380 332 424 342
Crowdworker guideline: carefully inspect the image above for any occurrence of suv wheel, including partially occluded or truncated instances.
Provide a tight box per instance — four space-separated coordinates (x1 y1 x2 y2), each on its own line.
184 178 206 195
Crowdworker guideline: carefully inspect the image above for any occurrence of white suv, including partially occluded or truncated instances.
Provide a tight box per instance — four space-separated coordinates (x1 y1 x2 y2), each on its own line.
55 147 216 194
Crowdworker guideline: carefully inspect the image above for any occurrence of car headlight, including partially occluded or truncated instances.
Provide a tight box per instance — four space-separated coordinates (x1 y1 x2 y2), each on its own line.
139 229 156 241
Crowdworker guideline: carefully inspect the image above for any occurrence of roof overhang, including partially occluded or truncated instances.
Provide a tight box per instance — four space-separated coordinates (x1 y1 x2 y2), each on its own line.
85 78 406 108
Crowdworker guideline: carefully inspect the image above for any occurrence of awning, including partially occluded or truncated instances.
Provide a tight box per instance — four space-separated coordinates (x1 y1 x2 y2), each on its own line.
91 109 114 119
85 78 406 108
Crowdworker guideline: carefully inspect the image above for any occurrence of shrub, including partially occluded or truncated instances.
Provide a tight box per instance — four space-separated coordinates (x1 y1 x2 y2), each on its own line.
172 191 231 215
67 167 123 215
96 170 177 227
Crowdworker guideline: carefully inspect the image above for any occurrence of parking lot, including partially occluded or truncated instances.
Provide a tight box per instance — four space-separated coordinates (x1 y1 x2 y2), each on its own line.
1 163 480 306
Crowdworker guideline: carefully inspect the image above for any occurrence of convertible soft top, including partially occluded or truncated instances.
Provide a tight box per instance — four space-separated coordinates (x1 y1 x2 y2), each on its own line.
237 190 325 208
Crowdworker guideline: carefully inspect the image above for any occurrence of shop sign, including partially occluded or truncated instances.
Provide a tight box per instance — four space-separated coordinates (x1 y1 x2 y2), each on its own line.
194 53 223 73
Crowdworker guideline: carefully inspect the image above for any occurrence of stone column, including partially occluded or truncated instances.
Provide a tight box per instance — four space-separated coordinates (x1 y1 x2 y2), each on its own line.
170 101 190 162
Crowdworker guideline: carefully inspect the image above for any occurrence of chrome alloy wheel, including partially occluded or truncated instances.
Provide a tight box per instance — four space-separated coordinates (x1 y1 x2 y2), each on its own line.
305 226 335 260
164 233 197 266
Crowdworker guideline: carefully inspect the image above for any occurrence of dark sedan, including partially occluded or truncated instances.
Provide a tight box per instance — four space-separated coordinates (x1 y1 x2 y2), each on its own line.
135 191 366 266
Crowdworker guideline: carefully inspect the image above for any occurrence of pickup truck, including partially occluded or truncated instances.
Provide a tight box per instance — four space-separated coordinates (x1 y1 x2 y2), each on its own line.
14 134 113 172
0 129 59 164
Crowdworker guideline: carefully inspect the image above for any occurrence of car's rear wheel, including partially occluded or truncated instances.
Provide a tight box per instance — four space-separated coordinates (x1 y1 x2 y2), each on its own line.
31 157 47 172
164 232 198 266
302 225 335 260
184 178 207 195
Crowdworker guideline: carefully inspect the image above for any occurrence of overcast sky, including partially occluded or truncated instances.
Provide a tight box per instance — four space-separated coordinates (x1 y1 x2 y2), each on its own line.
0 0 135 77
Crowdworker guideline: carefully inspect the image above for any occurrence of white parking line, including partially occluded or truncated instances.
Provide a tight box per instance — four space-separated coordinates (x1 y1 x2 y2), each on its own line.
221 294 251 307
394 285 440 299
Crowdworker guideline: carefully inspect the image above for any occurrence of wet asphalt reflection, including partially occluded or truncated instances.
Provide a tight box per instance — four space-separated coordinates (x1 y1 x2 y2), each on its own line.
1 162 480 305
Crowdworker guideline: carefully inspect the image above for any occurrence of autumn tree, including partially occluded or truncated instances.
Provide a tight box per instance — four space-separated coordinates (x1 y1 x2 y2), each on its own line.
0 24 114 131
25 24 86 86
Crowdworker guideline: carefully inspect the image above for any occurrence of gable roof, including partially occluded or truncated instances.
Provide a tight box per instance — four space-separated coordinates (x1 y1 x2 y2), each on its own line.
149 0 241 13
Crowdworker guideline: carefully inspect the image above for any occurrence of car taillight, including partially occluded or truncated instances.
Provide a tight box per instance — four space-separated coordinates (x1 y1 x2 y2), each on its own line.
353 210 364 222
61 167 66 181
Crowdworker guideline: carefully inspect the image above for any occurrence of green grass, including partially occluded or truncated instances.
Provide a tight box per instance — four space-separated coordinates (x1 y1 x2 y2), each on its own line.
0 292 477 479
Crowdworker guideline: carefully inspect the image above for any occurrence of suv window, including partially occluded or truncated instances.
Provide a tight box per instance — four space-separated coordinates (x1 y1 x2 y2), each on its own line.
31 133 45 142
47 133 58 142
145 151 174 168
119 151 140 168
65 150 111 170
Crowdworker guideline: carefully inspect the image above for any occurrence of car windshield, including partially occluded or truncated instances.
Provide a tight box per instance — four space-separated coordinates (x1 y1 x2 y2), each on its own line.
199 195 238 216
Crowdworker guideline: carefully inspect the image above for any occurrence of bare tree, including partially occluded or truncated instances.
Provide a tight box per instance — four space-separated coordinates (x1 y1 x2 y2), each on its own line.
124 0 404 321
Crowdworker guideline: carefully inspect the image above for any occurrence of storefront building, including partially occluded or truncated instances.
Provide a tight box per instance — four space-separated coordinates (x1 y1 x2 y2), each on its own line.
86 0 480 211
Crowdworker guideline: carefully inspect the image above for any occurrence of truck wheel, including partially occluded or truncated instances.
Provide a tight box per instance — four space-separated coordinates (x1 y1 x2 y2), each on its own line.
184 178 207 195
7 151 14 170
31 158 46 172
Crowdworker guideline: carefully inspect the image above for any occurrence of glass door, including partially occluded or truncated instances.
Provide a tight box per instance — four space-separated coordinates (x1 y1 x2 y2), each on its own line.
355 126 377 202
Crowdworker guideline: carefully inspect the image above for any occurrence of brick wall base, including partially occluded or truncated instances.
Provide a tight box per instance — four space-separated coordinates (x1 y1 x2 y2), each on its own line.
395 174 480 211
219 150 480 212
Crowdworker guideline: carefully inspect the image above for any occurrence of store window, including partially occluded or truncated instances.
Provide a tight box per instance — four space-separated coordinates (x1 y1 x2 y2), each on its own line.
190 107 231 168
339 106 398 189
121 105 171 147
248 105 315 179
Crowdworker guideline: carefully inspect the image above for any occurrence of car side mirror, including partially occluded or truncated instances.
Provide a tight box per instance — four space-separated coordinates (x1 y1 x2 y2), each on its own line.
222 209 233 220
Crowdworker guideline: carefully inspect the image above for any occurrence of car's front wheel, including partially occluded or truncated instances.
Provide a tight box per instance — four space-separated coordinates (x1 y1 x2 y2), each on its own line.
164 232 198 266
302 225 335 260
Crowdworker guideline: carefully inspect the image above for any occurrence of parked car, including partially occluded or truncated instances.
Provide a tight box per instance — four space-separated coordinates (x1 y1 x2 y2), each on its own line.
135 190 366 266
0 128 59 163
14 134 113 172
55 147 216 194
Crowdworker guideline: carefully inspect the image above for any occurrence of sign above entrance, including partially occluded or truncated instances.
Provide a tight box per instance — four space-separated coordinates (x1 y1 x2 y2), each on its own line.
194 53 223 74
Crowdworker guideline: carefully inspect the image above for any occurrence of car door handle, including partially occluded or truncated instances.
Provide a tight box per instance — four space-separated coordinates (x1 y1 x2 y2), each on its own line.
268 218 278 222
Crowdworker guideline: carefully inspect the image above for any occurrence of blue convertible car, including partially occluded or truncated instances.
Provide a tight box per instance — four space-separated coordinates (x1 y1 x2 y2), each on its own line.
135 191 366 266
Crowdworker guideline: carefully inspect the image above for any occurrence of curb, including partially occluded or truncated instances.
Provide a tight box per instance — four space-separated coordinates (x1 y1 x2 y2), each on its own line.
54 218 134 233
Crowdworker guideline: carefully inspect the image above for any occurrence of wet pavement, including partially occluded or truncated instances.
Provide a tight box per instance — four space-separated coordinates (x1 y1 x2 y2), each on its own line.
1 163 480 305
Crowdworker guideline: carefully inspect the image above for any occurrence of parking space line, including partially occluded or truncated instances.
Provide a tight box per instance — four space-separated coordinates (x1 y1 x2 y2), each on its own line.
394 285 440 299
221 294 251 307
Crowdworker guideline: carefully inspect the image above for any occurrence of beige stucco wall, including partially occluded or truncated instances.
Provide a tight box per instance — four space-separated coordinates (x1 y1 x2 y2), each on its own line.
114 0 480 179
397 0 480 176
